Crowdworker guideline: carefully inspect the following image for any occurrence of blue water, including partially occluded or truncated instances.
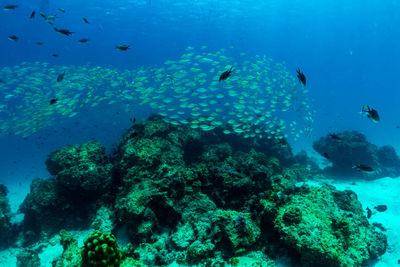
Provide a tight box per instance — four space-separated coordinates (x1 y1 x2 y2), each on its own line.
1 0 400 185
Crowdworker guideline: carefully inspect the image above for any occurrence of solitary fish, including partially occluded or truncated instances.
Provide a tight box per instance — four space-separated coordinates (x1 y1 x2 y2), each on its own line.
361 105 380 123
116 45 130 51
78 38 89 43
8 35 19 41
58 8 66 13
328 133 342 140
82 17 90 24
219 67 233 81
50 98 58 105
57 71 65 82
30 10 36 19
54 28 74 36
4 5 18 10
36 41 44 45
296 68 306 86
352 164 374 172
52 54 59 57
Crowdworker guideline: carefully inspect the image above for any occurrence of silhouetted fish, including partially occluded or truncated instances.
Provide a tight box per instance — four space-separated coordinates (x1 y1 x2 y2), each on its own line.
296 68 306 86
328 133 342 140
54 28 74 36
58 8 66 13
78 38 89 43
52 54 59 57
50 98 58 105
4 5 18 10
36 41 44 45
352 164 374 172
219 67 233 82
8 35 18 41
57 71 65 82
82 17 90 24
116 45 130 51
30 10 36 19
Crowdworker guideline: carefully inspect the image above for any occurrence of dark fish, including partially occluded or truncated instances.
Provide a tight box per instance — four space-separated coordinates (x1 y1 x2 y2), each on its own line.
116 45 130 51
39 12 47 19
322 152 330 159
8 35 19 41
30 10 36 19
78 38 89 43
54 28 74 36
277 139 288 147
219 67 233 82
36 41 44 45
296 68 306 86
361 105 380 123
374 205 387 212
58 8 66 13
57 71 65 82
52 54 59 57
50 98 58 105
352 164 374 172
372 222 386 232
4 5 18 10
130 117 136 124
128 132 138 139
366 207 372 219
328 133 342 140
82 17 90 24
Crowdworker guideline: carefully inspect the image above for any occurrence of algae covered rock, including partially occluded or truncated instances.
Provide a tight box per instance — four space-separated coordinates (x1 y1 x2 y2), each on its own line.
52 230 82 267
0 183 14 248
45 141 112 192
261 184 387 266
16 248 40 267
82 231 126 267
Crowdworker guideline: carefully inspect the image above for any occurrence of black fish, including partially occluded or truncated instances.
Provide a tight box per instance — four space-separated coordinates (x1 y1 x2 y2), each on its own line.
116 45 130 51
366 207 372 219
130 117 136 124
57 71 65 82
361 105 380 123
39 12 47 19
82 17 90 24
322 152 330 159
352 164 374 172
52 54 59 57
372 222 386 232
328 133 342 140
219 67 233 82
58 8 66 13
296 68 306 86
374 205 387 212
4 5 18 10
50 98 58 105
78 38 89 43
30 10 36 19
8 35 19 41
54 28 74 36
36 41 44 45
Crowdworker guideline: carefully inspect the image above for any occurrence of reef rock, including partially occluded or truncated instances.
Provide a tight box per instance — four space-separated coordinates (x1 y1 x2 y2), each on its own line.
313 131 400 179
0 184 14 248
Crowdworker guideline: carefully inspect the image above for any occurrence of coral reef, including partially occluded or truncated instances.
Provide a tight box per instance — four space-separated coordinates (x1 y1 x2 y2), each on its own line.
313 131 400 179
0 184 14 248
14 117 387 266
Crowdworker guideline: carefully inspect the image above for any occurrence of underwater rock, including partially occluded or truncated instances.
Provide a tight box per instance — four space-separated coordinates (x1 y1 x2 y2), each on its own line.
0 183 14 249
313 131 400 179
16 248 40 267
52 230 82 267
45 141 112 193
260 183 387 266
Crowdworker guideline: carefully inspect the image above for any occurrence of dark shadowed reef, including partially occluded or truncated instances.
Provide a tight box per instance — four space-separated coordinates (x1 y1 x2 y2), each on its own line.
0 116 388 266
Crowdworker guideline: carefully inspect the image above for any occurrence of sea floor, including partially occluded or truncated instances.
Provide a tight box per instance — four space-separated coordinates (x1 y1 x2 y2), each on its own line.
0 176 399 266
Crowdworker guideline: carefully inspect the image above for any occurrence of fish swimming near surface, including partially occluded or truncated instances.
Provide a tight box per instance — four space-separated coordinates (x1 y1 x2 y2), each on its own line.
219 67 233 82
57 71 65 82
352 164 374 172
116 45 130 51
30 10 36 19
54 28 74 36
4 5 18 10
8 35 19 41
78 38 89 43
328 133 342 140
361 104 380 123
50 98 58 105
296 68 306 86
82 17 90 24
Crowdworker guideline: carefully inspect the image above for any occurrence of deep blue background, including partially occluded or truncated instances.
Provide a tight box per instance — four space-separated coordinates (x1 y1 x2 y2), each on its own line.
1 0 400 183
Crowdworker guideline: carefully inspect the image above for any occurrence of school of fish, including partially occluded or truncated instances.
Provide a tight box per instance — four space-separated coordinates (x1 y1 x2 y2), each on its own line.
0 46 314 140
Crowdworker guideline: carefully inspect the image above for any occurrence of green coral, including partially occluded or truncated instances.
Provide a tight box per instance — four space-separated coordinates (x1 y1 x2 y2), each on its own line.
82 231 126 267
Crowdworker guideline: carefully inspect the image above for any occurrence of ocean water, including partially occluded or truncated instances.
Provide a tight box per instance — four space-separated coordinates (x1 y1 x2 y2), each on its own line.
1 0 400 266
